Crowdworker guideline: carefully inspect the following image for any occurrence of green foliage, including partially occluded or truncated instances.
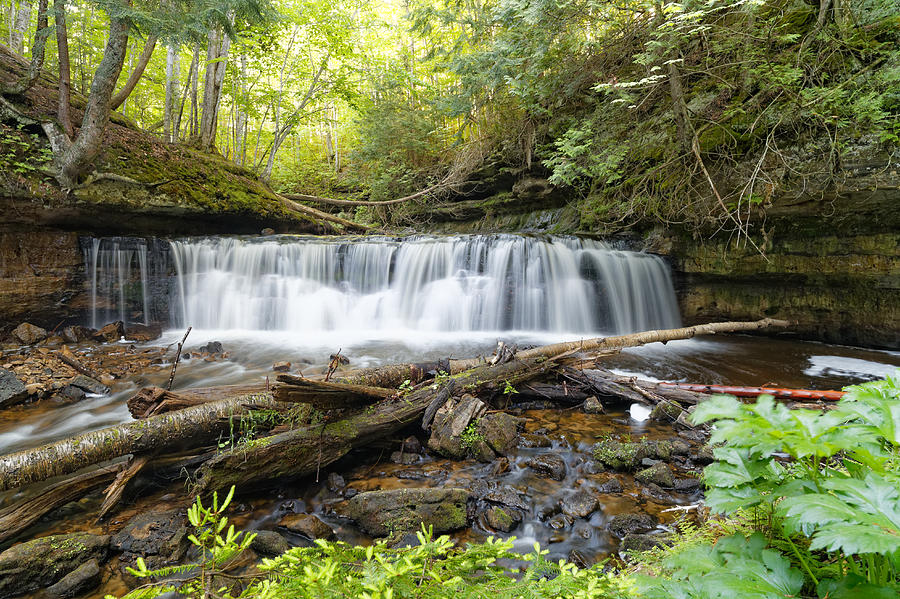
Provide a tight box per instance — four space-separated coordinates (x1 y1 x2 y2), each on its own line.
0 123 52 181
460 419 484 450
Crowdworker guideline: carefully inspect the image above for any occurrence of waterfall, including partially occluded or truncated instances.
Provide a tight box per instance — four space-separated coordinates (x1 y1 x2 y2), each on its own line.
166 235 681 335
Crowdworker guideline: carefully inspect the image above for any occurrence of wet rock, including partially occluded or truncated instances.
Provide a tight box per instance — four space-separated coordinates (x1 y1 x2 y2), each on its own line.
583 396 604 414
693 445 716 464
68 374 109 395
607 513 657 538
272 361 291 372
56 384 86 401
390 451 421 465
327 472 346 492
517 433 552 448
483 486 530 511
621 533 668 553
387 532 422 548
595 475 624 494
670 439 691 456
491 456 511 476
482 506 519 532
42 335 65 346
196 341 223 354
279 514 335 540
395 469 428 481
469 438 497 463
250 531 291 556
401 436 423 453
527 454 567 481
94 321 125 343
592 439 650 470
261 228 275 235
45 558 101 599
427 394 488 460
535 503 560 521
25 382 46 399
477 412 522 455
636 462 674 488
336 488 470 536
124 323 162 342
0 532 109 598
675 477 702 493
110 510 189 561
560 490 598 519
650 400 684 422
61 325 94 344
640 483 676 503
0 367 27 407
13 322 48 345
547 513 575 530
568 549 592 568
675 411 697 430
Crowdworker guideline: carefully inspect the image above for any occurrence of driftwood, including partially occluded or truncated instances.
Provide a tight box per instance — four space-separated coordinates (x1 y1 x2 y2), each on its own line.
325 360 451 388
58 346 104 380
0 465 120 544
274 375 395 410
194 357 557 493
96 455 150 521
0 393 280 492
166 327 191 390
567 368 708 407
127 383 267 418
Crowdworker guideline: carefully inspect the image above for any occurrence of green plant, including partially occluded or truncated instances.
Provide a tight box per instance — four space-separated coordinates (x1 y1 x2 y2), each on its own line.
502 380 518 395
122 486 256 599
460 419 484 451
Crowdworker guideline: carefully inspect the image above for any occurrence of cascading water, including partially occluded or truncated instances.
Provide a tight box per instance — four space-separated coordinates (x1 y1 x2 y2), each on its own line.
167 235 681 335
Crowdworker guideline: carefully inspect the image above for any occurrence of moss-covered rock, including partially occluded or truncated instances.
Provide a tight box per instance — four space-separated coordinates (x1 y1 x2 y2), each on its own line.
635 462 675 488
335 488 471 536
0 532 109 598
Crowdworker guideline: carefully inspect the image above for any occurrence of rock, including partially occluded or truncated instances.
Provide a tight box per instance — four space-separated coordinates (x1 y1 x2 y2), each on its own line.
693 445 716 464
482 506 519 532
650 400 683 422
636 462 674 488
559 490 598 518
199 341 224 354
547 513 574 529
25 383 46 398
335 488 470 536
568 549 592 568
327 472 346 492
56 384 86 401
272 361 291 372
517 433 552 448
477 412 521 455
592 439 650 470
67 374 109 395
491 457 511 476
387 532 422 548
595 476 623 494
110 510 189 561
0 532 109 598
674 477 702 493
0 367 27 407
621 533 668 554
483 486 530 511
670 439 691 456
641 483 676 503
45 558 101 599
674 411 697 430
261 228 275 235
390 451 420 465
124 323 163 342
94 321 125 343
42 335 64 346
427 394 488 460
607 513 657 538
527 454 567 481
12 322 48 345
250 531 291 556
279 514 335 540
583 396 604 414
61 326 94 344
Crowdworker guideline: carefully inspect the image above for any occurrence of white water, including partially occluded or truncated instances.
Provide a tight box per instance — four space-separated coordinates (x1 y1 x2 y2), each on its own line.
84 238 152 328
167 235 681 335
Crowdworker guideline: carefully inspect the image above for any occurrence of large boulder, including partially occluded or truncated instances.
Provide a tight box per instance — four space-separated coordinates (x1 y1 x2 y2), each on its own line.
607 513 657 538
636 462 674 488
477 412 522 456
110 510 190 563
0 532 109 598
336 488 470 536
45 559 101 599
559 490 598 519
427 395 488 460
124 323 163 343
61 326 95 344
67 374 109 395
12 322 48 345
0 368 27 408
93 321 125 343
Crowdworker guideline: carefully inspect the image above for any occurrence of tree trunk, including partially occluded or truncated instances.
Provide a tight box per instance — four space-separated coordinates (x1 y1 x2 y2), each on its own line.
0 393 280 492
53 0 73 138
2 0 48 95
274 375 395 410
47 10 130 188
193 357 556 493
109 34 158 111
163 43 179 142
198 27 231 151
11 0 32 55
175 47 198 141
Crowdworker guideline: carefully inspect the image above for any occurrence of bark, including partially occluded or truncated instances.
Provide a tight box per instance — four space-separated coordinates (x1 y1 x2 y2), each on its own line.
127 383 267 418
58 346 105 380
0 465 119 544
274 375 395 410
175 47 198 140
11 1 32 55
110 34 158 111
193 357 557 493
163 43 179 142
328 360 451 388
2 0 48 95
567 368 707 407
96 455 149 521
53 0 73 138
48 8 130 188
198 27 231 151
0 393 280 492
667 60 690 153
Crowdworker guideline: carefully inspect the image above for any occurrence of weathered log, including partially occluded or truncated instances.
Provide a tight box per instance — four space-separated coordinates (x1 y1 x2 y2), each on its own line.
193 357 556 493
274 375 395 409
326 360 451 388
96 455 149 521
58 346 104 380
569 369 707 406
0 393 280 492
516 382 591 404
0 465 120 544
127 383 267 418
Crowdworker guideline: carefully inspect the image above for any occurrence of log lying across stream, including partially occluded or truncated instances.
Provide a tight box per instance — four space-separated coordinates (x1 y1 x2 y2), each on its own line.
0 318 791 505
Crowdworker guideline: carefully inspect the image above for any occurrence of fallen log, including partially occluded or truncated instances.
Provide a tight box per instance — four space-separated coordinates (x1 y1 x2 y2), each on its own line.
566 368 708 407
127 383 267 418
0 465 120 544
0 393 280 492
274 375 395 410
278 195 372 234
657 382 846 402
96 455 150 521
324 360 451 388
58 346 105 380
193 357 557 493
